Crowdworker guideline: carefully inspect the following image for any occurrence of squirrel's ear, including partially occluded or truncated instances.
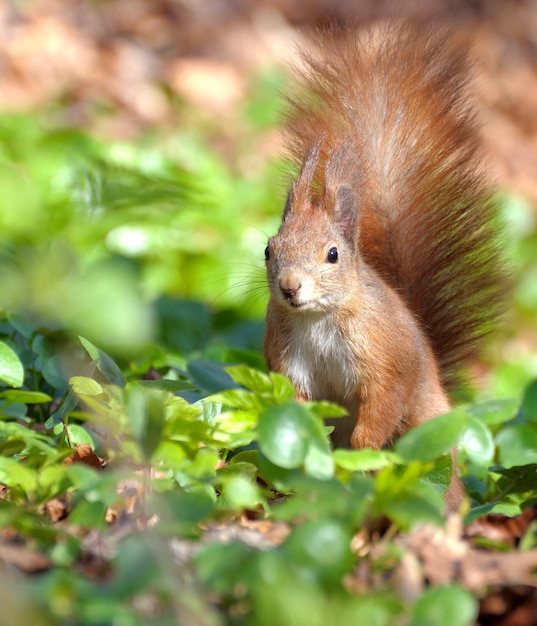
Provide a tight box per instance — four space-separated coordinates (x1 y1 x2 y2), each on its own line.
283 140 323 221
332 184 359 238
282 187 293 221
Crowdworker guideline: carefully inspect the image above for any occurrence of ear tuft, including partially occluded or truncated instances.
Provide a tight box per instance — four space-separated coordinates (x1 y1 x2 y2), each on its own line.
282 187 294 221
283 139 324 221
333 184 358 237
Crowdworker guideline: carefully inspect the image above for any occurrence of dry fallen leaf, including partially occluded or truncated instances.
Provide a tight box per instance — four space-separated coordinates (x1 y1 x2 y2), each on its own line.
44 496 70 523
466 508 537 547
0 542 51 573
63 443 105 470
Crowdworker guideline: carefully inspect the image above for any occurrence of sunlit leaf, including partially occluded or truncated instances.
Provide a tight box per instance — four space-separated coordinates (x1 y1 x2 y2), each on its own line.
459 417 495 466
0 390 52 404
304 443 335 480
496 425 537 468
70 376 104 397
220 475 262 510
0 457 37 492
334 449 398 472
394 409 467 463
226 365 272 393
0 341 24 387
304 400 347 420
258 403 309 469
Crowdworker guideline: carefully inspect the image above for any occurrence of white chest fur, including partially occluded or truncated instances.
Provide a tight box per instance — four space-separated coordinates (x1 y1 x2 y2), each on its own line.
285 314 359 408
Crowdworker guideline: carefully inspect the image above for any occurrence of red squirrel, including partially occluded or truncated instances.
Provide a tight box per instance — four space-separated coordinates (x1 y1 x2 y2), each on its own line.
263 22 506 504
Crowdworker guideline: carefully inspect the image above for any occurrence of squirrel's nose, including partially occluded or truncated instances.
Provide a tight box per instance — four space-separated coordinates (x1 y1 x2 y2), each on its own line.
278 273 302 301
280 284 301 300
278 267 305 302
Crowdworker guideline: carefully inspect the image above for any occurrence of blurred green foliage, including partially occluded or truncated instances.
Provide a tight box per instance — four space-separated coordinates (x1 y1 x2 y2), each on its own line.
0 111 280 353
487 192 537 397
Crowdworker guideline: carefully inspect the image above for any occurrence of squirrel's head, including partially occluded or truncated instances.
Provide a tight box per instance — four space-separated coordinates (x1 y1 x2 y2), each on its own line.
265 141 362 312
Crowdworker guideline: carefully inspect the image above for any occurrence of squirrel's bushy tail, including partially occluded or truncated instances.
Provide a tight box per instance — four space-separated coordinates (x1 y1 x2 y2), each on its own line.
285 21 508 390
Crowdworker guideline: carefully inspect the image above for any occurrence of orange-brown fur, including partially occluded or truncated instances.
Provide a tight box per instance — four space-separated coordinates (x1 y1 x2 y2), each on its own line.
263 22 506 507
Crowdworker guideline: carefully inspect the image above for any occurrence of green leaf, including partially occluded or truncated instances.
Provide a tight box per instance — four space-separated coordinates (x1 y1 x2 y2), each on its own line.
0 402 27 419
0 457 37 492
522 379 537 422
420 455 453 497
331 596 400 626
385 495 444 528
304 443 335 480
70 376 104 397
0 341 24 387
210 388 266 412
186 448 219 481
229 450 258 465
126 386 165 461
494 464 537 494
5 312 34 338
69 499 107 529
467 398 518 425
283 519 354 583
304 400 347 420
258 403 310 469
62 423 95 447
269 372 296 403
218 460 258 480
0 421 58 459
46 388 79 428
226 365 272 393
257 399 334 481
213 409 258 439
375 462 430 505
138 379 196 392
459 417 495 466
466 501 522 523
394 409 467 463
187 359 238 394
0 438 25 456
79 336 125 387
257 449 301 492
42 355 67 389
410 585 477 626
221 475 262 510
273 477 360 523
496 425 537 468
0 390 52 404
166 394 203 422
334 449 398 472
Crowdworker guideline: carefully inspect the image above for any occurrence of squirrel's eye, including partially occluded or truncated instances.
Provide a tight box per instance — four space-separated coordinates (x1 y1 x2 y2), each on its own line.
327 247 338 263
264 245 270 261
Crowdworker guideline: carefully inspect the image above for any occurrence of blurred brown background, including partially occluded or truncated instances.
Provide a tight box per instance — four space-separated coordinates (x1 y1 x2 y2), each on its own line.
2 0 537 203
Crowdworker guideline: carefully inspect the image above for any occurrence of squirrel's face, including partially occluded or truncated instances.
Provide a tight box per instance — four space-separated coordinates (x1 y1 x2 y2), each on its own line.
265 201 359 312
